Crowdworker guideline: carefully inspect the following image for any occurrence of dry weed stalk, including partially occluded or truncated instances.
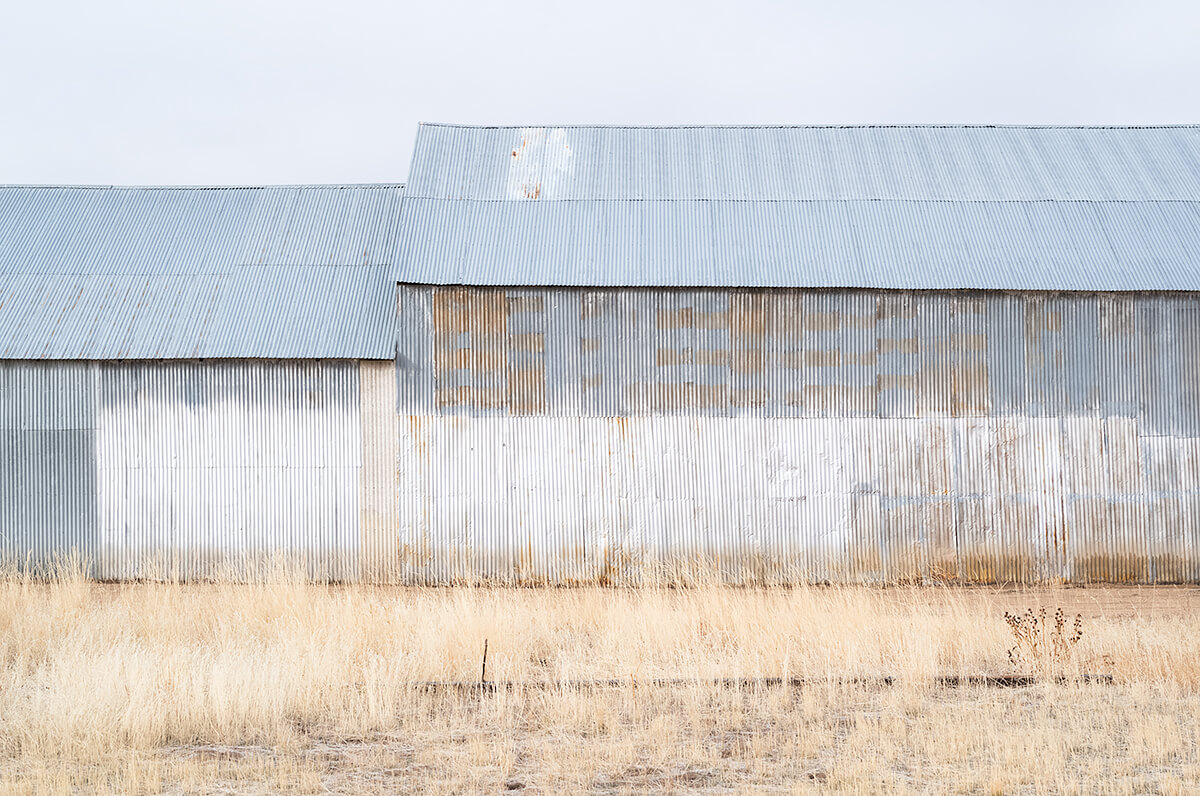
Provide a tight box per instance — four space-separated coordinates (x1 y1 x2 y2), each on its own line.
1003 607 1084 672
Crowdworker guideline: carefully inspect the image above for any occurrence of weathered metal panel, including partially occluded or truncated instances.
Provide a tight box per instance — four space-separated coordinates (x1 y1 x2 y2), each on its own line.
0 361 98 571
397 125 1200 291
360 360 400 580
394 196 1200 291
0 185 403 360
94 360 362 579
394 415 1183 584
397 286 1200 432
0 268 395 359
1 359 377 579
395 285 1200 584
407 125 1200 201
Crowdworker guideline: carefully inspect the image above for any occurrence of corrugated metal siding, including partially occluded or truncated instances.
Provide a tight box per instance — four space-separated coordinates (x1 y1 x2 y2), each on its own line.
0 362 97 571
0 185 402 359
396 124 1200 290
359 360 400 580
396 286 1200 433
393 286 1200 584
94 360 362 579
398 416 1142 584
406 125 1200 201
1 359 377 579
6 288 1198 584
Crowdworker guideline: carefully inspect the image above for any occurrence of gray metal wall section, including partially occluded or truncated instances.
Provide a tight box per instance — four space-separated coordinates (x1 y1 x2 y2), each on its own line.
0 362 98 568
2 359 369 579
394 285 1200 584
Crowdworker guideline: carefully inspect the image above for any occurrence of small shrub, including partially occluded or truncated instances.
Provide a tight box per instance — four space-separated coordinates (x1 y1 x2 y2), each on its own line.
1003 607 1083 671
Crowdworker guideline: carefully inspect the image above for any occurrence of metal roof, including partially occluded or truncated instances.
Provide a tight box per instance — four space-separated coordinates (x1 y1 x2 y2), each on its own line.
0 184 402 359
395 124 1200 289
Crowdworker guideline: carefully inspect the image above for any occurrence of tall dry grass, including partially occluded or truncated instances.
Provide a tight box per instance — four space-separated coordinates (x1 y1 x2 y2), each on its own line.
2 563 1199 793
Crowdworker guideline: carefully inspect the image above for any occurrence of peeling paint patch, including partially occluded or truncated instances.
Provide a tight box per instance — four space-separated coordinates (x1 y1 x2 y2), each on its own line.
507 127 573 201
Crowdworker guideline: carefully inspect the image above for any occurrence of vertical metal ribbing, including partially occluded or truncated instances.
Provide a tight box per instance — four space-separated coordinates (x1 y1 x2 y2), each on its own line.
92 359 361 581
0 361 98 575
391 285 1200 585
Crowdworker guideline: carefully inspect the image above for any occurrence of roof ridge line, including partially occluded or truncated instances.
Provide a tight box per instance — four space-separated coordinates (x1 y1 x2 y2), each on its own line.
399 196 1200 204
0 183 406 190
418 122 1200 130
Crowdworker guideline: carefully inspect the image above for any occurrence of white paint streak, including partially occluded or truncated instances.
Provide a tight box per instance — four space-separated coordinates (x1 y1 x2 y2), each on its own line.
506 127 573 200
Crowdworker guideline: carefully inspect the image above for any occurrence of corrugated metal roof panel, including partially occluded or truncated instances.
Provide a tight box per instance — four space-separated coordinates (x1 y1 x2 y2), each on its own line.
393 196 1200 290
406 124 1200 201
0 185 402 359
397 125 1200 290
0 267 394 359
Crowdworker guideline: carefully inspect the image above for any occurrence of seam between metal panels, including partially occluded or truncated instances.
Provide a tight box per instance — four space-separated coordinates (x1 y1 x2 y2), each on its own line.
394 283 1200 299
399 197 1200 204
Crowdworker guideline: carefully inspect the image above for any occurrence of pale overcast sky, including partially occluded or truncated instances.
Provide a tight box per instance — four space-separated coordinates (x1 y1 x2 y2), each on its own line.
2 0 1198 185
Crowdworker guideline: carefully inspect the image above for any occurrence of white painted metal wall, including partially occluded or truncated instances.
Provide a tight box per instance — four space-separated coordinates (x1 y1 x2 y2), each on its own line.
2 359 389 580
395 415 1200 584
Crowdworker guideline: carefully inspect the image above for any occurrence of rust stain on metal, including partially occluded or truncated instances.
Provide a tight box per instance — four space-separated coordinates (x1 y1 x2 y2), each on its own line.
730 348 764 374
878 337 919 355
778 351 804 369
656 347 682 366
730 388 767 408
803 311 874 331
843 350 877 366
655 308 727 330
656 347 726 367
656 308 692 329
696 349 728 367
435 386 508 409
507 295 545 314
452 348 506 371
507 363 546 415
730 292 767 336
636 383 727 411
580 291 615 318
878 373 918 391
952 334 988 351
876 297 918 320
407 415 428 460
804 350 841 368
508 333 545 353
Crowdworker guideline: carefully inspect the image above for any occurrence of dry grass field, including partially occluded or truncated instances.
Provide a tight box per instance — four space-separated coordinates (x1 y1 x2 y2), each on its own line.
3 565 1200 794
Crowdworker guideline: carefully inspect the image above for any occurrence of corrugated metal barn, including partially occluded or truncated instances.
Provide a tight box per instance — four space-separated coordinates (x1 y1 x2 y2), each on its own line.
0 184 403 579
392 124 1200 585
6 125 1200 583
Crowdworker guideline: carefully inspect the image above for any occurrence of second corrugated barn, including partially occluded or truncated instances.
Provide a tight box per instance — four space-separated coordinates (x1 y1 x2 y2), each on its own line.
391 125 1200 584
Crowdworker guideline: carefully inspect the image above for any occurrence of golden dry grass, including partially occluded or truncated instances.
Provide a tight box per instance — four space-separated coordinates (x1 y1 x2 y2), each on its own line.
2 567 1200 794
